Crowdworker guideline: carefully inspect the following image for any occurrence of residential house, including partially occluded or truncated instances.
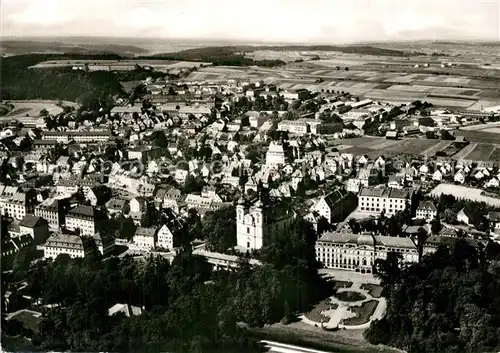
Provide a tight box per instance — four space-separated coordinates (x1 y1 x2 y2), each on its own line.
487 212 500 233
416 201 438 222
432 170 443 182
19 215 49 245
485 178 500 189
65 205 97 236
108 303 143 317
133 227 157 250
130 197 147 214
387 175 404 189
311 190 358 224
35 198 66 229
1 190 37 221
106 197 129 215
157 224 175 250
454 170 466 184
93 233 114 256
457 207 475 225
174 169 189 185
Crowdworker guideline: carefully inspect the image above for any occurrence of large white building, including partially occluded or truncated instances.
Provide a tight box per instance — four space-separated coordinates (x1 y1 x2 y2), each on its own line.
358 186 411 216
265 142 286 168
0 191 37 221
44 234 92 259
315 232 419 274
277 120 308 135
65 205 97 236
236 198 295 250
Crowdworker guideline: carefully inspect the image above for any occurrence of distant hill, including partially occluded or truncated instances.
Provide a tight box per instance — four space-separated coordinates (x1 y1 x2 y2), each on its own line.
148 44 423 59
0 40 148 57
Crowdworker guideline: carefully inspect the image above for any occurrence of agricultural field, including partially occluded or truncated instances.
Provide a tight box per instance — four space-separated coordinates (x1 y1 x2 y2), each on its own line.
181 57 499 110
30 59 210 70
420 141 454 156
453 143 500 162
460 122 500 132
464 144 496 161
0 100 72 121
455 130 500 144
489 148 500 161
452 143 478 160
332 137 455 158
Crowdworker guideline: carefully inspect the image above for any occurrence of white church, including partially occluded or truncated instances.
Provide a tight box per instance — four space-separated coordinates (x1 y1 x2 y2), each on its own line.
236 197 295 250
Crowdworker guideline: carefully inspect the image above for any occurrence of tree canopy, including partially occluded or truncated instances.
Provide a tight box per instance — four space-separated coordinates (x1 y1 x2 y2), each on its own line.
366 240 500 353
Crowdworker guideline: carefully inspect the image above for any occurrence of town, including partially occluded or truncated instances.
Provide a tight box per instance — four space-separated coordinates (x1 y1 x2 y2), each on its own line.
2 42 500 353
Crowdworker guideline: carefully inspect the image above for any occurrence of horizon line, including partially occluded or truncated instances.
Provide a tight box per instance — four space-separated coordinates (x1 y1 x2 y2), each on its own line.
1 35 499 46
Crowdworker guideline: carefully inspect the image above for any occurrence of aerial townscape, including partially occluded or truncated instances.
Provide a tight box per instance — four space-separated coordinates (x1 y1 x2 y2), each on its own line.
2 3 500 353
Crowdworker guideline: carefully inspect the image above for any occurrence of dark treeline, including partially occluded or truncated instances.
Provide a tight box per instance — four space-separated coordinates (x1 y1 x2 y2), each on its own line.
2 218 333 353
0 54 163 104
144 46 285 67
146 45 422 59
366 240 500 353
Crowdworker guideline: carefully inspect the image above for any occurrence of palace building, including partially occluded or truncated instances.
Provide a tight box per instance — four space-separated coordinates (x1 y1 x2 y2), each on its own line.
315 232 419 274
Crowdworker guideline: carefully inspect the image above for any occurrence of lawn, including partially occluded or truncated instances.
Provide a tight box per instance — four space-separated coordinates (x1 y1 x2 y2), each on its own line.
342 300 379 326
305 299 339 323
361 283 383 298
332 280 353 290
334 291 367 302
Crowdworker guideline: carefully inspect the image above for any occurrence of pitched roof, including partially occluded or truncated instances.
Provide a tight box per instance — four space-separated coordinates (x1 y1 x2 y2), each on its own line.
417 200 437 211
68 205 95 218
19 215 46 228
135 227 157 237
322 189 347 208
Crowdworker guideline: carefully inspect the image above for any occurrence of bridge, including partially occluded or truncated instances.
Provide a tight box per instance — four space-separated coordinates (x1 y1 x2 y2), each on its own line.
192 249 261 270
117 245 261 270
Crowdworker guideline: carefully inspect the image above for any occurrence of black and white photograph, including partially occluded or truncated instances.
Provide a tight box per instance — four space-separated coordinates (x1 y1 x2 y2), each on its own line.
1 1 500 352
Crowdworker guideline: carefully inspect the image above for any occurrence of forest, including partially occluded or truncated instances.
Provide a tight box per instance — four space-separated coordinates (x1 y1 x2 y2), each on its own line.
2 218 333 353
145 46 286 67
147 44 422 59
366 240 500 353
0 54 163 104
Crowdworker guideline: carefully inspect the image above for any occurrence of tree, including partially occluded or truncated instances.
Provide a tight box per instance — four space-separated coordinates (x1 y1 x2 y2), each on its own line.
150 130 168 148
116 217 136 240
203 206 237 252
431 215 442 234
416 227 429 262
373 251 402 287
366 241 500 353
141 203 160 228
183 175 204 194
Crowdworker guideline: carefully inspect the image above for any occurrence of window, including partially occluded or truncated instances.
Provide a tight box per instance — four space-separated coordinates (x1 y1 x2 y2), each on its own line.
247 241 250 248
247 227 250 233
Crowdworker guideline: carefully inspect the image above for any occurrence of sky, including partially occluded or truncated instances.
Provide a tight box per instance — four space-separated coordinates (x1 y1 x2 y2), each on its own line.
1 0 499 44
